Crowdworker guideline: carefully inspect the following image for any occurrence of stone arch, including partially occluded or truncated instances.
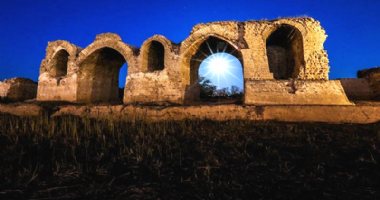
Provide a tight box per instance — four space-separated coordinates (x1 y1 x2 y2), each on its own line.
264 23 305 79
77 47 126 103
40 40 79 77
140 35 173 72
180 22 241 87
180 35 244 103
76 34 137 103
180 34 242 87
76 34 136 67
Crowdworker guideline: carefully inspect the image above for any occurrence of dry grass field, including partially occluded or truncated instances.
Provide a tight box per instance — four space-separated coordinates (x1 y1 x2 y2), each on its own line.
0 114 379 199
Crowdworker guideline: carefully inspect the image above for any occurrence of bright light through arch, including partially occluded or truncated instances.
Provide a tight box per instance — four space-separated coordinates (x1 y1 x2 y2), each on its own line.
199 52 243 90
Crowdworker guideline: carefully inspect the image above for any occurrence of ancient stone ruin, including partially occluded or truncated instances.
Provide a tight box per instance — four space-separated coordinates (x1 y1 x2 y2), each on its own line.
35 17 379 105
0 78 37 101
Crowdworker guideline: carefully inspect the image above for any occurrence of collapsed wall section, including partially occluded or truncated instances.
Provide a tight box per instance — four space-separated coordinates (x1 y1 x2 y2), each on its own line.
0 78 37 101
358 67 380 100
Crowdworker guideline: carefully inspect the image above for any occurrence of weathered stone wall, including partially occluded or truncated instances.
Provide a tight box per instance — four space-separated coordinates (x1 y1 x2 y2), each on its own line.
36 17 356 105
124 71 184 105
245 80 351 105
2 103 380 124
124 35 184 104
37 40 81 102
0 78 37 101
50 104 380 124
243 18 329 80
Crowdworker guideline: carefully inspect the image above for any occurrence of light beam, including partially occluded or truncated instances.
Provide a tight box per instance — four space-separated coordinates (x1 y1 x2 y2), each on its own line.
199 52 243 90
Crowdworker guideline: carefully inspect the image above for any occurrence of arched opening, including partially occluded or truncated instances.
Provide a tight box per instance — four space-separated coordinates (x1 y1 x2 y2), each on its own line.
50 49 69 77
77 47 126 103
187 36 244 104
147 41 165 71
266 24 304 79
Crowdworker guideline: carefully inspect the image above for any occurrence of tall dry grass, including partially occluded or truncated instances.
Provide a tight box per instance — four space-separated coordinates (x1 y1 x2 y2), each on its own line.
0 114 379 199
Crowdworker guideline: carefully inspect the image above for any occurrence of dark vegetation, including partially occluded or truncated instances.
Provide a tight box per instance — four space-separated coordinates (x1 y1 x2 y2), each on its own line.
0 97 12 103
0 114 380 199
199 77 243 104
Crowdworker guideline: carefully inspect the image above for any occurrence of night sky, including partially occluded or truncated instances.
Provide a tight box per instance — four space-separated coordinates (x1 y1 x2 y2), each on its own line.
0 0 379 87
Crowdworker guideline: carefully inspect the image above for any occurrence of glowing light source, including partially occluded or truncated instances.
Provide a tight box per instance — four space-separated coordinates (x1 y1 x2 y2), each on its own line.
199 52 243 90
207 53 231 76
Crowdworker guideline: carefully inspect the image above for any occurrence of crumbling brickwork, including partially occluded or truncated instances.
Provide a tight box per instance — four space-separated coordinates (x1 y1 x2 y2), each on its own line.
0 78 37 101
38 40 81 101
36 17 352 105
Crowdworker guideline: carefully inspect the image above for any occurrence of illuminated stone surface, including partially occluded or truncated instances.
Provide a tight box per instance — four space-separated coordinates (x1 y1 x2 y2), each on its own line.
35 17 376 105
0 78 37 101
2 103 380 124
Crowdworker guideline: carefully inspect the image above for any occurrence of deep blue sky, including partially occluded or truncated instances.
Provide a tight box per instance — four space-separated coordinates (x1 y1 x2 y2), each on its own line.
0 0 379 84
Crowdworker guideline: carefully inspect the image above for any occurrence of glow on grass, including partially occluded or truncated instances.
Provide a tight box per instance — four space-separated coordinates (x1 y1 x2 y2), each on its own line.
199 52 243 90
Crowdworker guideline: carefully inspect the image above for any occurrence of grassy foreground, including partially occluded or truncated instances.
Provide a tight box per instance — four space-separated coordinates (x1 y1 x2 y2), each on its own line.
0 114 379 199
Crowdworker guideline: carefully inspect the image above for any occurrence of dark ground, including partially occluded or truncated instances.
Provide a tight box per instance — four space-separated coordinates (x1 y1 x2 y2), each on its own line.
0 114 379 199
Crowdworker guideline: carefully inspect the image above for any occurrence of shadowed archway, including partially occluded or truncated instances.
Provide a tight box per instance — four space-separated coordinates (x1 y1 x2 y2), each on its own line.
146 41 165 71
49 49 69 77
77 47 127 103
266 24 305 79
